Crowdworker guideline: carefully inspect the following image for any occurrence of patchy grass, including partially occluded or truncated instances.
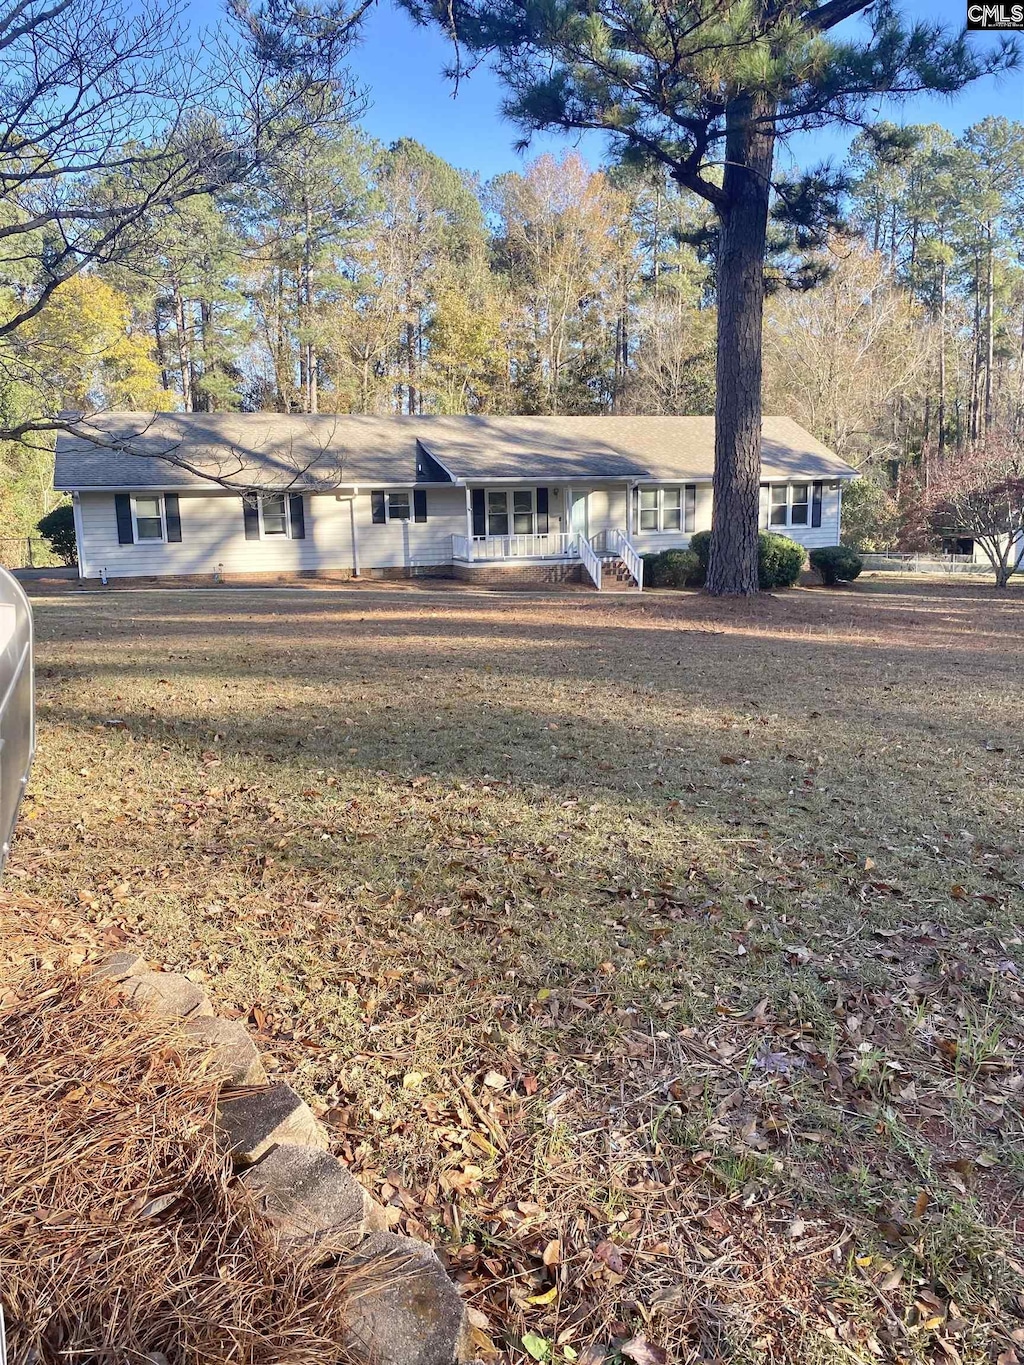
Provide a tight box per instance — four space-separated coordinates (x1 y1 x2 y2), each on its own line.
9 577 1024 1363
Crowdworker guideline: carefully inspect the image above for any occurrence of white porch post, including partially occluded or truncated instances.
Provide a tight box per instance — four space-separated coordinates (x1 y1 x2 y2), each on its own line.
836 480 844 543
465 486 473 561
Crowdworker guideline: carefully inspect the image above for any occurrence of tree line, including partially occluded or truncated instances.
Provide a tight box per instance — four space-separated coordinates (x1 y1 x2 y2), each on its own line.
1 0 1020 584
7 117 1022 551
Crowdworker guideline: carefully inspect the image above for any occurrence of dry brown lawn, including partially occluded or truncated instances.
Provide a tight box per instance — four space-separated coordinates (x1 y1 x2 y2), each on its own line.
9 576 1024 1365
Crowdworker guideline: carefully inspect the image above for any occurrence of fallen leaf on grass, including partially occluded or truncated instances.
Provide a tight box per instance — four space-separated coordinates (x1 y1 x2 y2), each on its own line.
527 1286 558 1305
483 1070 507 1090
522 1331 552 1361
622 1337 668 1365
542 1238 561 1267
593 1239 624 1274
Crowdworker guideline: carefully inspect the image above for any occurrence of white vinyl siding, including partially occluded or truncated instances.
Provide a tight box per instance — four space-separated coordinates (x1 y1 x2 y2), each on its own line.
77 487 468 579
74 477 849 579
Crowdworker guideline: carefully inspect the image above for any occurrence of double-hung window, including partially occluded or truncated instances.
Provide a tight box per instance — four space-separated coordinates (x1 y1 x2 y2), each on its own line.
485 489 535 536
133 495 166 542
513 490 534 534
370 489 426 524
638 486 696 533
766 483 814 528
387 491 411 522
260 493 290 537
487 490 509 535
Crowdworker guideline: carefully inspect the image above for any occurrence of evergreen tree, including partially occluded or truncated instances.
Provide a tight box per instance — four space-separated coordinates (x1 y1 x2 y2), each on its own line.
401 0 1017 592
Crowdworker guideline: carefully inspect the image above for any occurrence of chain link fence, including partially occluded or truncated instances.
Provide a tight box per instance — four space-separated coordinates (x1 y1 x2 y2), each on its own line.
0 537 66 570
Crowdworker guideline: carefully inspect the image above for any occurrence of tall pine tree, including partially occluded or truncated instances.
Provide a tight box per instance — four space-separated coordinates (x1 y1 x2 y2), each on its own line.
402 0 1017 592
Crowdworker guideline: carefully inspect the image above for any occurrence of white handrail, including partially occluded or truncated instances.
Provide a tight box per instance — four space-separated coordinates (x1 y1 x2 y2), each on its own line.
577 533 602 590
609 529 644 591
451 534 471 562
465 532 577 561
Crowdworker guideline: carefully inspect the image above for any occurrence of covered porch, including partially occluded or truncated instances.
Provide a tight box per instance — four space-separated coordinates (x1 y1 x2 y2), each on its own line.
449 481 643 590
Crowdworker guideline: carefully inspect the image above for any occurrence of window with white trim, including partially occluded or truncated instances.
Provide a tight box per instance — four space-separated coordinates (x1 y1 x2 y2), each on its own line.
386 491 411 521
259 493 290 537
637 486 696 533
766 483 812 528
132 494 166 542
485 489 535 536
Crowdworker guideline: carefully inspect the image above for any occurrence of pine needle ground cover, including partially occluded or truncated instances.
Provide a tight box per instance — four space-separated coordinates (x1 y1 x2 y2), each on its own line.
0 905 363 1364
12 579 1024 1363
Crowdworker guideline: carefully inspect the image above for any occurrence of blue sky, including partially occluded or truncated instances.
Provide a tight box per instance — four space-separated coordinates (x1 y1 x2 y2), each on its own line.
344 0 1023 179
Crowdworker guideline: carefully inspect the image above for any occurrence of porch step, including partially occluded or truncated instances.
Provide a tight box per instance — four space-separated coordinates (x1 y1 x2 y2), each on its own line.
597 555 640 592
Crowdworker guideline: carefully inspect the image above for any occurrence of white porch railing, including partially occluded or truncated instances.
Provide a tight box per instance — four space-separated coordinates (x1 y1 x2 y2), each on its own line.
607 529 644 591
578 534 602 591
452 532 578 562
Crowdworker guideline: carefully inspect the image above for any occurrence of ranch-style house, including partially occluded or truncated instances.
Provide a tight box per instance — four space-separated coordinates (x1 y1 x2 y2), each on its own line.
55 413 858 589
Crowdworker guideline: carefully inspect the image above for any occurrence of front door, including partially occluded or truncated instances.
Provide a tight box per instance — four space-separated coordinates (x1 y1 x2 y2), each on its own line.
569 490 589 539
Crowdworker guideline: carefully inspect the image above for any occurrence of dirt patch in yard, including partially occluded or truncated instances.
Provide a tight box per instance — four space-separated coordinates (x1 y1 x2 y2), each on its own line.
8 578 1024 1364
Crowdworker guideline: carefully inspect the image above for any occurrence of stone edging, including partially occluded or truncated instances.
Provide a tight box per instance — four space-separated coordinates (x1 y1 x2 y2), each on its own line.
92 951 475 1365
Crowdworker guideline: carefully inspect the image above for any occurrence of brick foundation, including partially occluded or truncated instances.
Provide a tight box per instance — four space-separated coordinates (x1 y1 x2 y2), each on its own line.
451 561 586 589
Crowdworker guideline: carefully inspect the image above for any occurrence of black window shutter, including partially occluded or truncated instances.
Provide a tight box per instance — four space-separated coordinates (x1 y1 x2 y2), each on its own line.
165 494 182 542
471 488 486 537
413 489 427 523
684 485 696 533
289 494 305 538
371 490 386 524
242 494 260 540
536 487 549 534
811 481 823 528
115 493 134 544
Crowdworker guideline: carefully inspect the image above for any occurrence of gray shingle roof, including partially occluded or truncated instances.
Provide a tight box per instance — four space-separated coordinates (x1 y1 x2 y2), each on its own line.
53 411 856 490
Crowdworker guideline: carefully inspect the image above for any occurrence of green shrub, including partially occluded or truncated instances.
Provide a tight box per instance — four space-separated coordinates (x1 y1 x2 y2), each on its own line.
689 530 711 584
37 503 77 564
642 547 699 588
688 528 803 590
809 545 863 586
758 532 805 589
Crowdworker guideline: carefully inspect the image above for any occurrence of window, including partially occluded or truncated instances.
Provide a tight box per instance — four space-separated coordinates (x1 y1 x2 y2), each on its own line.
260 493 289 536
639 489 659 531
637 486 696 533
513 490 534 534
764 483 818 529
487 490 509 535
387 491 411 522
133 495 165 541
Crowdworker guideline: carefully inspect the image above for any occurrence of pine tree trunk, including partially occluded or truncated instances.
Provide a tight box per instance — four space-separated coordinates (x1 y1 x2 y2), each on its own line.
706 91 775 597
984 224 994 436
173 284 193 413
970 263 981 443
937 261 947 459
153 301 171 393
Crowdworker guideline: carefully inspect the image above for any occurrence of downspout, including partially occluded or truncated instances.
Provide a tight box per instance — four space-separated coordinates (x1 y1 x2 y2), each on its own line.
71 492 88 580
350 487 360 577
